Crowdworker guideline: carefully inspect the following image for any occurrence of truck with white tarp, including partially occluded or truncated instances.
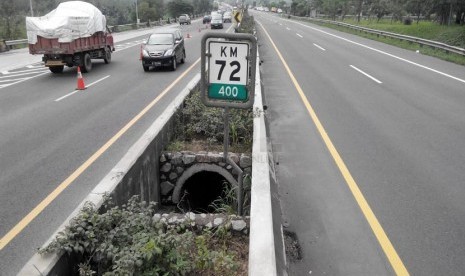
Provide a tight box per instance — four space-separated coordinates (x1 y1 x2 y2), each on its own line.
26 1 114 73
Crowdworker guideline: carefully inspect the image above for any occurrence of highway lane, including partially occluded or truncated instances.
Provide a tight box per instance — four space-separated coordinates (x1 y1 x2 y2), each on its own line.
0 20 233 275
253 11 465 275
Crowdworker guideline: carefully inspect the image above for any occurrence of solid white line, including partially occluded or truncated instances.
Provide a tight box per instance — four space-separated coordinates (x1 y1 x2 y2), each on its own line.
54 75 110 102
297 33 303 38
313 43 326 51
350 65 382 84
290 20 465 84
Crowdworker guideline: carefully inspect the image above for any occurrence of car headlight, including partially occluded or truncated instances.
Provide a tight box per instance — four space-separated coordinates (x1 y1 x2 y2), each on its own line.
164 49 174 56
142 49 150 57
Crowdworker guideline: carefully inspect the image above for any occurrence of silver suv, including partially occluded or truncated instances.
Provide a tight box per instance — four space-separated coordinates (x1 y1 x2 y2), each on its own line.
179 14 191 25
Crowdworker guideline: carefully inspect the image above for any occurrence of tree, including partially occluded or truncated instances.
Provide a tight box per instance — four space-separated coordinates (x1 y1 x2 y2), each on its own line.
371 0 391 22
1 0 16 39
405 0 434 23
167 0 194 17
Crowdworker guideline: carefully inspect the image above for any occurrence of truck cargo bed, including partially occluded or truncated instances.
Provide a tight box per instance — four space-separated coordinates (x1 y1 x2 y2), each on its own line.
29 32 111 55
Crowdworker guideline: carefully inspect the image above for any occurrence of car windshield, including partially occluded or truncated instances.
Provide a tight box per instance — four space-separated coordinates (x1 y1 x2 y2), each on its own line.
212 14 222 20
147 34 173 45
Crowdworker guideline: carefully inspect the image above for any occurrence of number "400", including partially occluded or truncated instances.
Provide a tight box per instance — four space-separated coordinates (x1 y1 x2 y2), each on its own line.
218 85 239 97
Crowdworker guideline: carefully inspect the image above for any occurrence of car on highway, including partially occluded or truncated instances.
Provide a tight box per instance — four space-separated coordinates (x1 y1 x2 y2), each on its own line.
179 14 191 25
203 15 212 24
223 12 232 23
141 29 185 72
210 14 223 29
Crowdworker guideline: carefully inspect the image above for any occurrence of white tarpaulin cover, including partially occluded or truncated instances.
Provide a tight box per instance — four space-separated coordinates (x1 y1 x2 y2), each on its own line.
26 1 106 44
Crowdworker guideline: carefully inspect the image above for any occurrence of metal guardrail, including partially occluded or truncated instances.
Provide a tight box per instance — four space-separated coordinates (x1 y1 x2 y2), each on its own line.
292 16 465 56
5 39 28 46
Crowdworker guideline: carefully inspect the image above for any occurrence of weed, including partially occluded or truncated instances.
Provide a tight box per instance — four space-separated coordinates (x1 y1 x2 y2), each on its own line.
40 195 246 275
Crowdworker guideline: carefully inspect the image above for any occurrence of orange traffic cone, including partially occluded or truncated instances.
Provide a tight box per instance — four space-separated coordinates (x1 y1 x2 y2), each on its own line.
186 33 191 38
76 66 86 90
139 44 143 60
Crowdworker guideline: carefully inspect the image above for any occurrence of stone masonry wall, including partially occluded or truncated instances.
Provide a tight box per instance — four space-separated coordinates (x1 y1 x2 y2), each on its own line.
159 151 252 204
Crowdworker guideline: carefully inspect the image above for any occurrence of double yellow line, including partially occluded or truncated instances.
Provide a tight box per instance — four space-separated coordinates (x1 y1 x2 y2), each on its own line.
257 20 409 276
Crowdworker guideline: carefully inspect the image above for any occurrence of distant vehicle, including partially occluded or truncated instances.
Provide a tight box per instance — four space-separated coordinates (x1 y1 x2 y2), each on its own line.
210 14 223 29
179 14 191 25
277 8 283 13
264 7 270 12
141 29 185 72
203 15 212 24
271 7 277 12
223 12 232 23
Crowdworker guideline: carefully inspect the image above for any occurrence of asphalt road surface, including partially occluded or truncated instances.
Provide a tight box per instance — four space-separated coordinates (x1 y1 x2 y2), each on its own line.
253 11 465 276
0 20 234 275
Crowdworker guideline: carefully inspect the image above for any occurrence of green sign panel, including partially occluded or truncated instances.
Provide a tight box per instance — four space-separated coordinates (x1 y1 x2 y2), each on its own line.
208 83 248 101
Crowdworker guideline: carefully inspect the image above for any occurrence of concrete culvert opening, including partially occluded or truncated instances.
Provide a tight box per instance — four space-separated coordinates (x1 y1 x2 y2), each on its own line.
178 171 230 213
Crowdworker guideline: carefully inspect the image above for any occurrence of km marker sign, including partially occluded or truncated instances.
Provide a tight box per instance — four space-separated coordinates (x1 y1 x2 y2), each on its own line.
208 42 249 101
201 32 257 109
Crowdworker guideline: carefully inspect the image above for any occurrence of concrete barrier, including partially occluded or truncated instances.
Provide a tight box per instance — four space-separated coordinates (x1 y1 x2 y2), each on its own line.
19 52 278 275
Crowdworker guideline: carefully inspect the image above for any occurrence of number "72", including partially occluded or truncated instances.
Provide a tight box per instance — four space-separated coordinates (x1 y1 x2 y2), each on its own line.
215 60 241 81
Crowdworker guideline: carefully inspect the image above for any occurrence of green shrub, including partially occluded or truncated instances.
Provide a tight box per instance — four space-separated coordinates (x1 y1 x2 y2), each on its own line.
40 196 245 275
235 10 255 34
174 90 253 151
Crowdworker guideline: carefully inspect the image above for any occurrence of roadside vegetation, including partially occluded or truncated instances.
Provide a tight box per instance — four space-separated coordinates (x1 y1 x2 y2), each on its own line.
168 90 254 153
40 195 248 276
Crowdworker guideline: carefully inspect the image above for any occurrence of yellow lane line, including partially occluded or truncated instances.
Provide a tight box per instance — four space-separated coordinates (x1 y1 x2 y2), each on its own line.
0 58 201 251
257 21 409 276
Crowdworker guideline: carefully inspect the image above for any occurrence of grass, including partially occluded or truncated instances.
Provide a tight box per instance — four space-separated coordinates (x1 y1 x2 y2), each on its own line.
298 17 465 65
343 19 465 48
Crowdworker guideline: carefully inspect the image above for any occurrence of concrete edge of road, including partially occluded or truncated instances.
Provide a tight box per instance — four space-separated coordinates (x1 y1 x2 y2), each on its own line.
249 49 278 275
19 52 277 275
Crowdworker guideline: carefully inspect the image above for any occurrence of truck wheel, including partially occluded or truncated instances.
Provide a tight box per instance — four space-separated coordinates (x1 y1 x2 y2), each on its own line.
171 56 177 71
103 48 112 64
82 53 92 73
49 66 64 73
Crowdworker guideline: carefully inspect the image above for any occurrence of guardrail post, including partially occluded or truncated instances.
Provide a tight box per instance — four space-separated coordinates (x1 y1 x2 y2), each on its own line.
1 39 8 52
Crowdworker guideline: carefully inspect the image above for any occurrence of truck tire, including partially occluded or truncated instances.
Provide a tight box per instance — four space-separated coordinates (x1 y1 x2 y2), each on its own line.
81 53 92 73
49 66 64 73
103 48 112 64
